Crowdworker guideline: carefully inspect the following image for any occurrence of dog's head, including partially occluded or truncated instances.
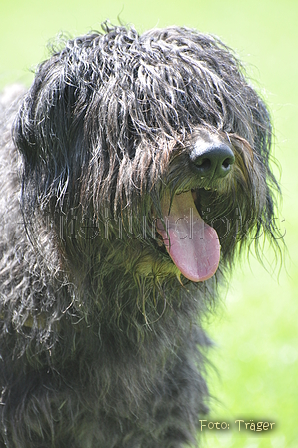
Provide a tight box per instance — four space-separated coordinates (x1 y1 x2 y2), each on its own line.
14 24 281 285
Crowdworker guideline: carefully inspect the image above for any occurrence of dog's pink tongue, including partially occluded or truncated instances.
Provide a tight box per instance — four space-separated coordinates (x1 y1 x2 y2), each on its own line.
156 191 220 282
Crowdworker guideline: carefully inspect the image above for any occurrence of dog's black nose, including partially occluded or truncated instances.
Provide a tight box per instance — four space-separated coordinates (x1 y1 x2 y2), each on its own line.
190 143 235 179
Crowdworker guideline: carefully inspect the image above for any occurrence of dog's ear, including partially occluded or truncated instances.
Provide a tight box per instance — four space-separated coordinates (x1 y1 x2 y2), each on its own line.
14 55 81 163
13 53 90 207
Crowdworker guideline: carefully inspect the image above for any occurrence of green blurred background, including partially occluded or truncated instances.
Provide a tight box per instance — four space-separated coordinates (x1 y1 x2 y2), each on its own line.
1 0 297 446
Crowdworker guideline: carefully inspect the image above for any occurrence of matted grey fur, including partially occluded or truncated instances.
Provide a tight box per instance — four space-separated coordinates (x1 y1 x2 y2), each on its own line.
0 24 281 447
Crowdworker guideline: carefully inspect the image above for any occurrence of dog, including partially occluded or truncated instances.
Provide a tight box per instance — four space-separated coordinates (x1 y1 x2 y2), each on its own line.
0 23 281 447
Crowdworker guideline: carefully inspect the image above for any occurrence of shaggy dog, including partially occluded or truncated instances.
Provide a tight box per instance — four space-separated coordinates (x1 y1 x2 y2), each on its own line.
0 24 280 447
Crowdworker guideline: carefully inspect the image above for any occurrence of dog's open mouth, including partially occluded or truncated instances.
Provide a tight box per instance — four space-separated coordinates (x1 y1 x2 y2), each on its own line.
156 191 220 282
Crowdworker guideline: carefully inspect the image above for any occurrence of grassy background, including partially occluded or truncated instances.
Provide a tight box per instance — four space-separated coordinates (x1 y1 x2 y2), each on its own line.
1 0 297 447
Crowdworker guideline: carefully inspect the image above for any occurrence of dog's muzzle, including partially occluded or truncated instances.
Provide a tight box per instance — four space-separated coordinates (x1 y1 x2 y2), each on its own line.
156 135 235 282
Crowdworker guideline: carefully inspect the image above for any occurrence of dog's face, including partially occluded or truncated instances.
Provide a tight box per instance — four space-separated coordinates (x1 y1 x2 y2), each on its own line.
14 24 281 286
